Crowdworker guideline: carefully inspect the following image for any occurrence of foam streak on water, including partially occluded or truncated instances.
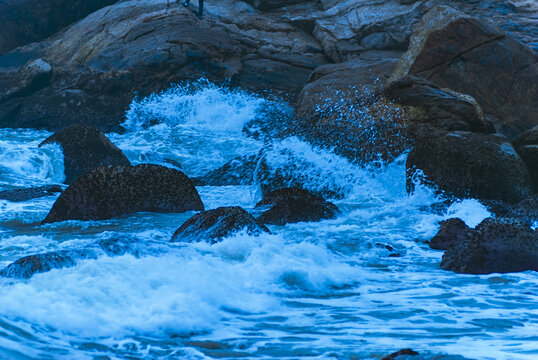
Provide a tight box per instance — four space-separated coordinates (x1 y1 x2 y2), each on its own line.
0 82 536 360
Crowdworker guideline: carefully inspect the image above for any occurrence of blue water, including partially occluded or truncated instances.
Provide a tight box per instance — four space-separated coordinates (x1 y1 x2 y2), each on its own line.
0 82 536 360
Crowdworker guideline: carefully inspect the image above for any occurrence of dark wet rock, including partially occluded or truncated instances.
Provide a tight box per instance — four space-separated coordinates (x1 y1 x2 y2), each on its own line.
39 124 130 184
244 0 309 11
429 218 471 250
382 75 495 135
171 206 269 244
391 5 538 139
0 185 62 202
406 131 534 204
254 187 338 225
293 53 412 164
513 125 538 191
197 155 259 186
0 59 52 103
43 164 204 223
441 217 538 274
382 348 419 360
0 0 119 56
482 195 538 225
0 250 97 279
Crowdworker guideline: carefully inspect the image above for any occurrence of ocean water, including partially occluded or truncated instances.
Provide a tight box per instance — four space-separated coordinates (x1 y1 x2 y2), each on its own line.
0 82 536 360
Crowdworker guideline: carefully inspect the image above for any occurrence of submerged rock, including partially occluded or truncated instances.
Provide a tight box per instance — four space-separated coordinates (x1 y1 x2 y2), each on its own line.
391 5 538 139
39 124 131 184
382 349 419 360
171 206 269 244
0 250 96 279
441 218 538 274
0 185 62 202
429 218 471 251
254 187 338 225
43 164 204 223
406 131 534 204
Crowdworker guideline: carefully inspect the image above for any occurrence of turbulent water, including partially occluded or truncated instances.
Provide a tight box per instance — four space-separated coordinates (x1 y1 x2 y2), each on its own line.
0 81 537 360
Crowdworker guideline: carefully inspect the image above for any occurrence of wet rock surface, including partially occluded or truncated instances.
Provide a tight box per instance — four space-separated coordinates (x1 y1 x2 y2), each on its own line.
483 195 538 225
0 185 62 202
429 218 471 251
406 131 534 204
512 125 538 190
441 217 538 274
171 206 269 244
196 154 259 186
43 164 204 223
39 124 131 184
391 5 538 139
254 187 338 225
0 0 119 56
382 348 419 360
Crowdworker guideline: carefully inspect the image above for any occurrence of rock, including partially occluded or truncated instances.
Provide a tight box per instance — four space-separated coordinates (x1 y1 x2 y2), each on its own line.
429 218 471 250
197 154 259 186
0 185 63 202
293 52 412 164
171 206 269 244
254 187 338 225
382 75 495 135
0 59 52 102
482 195 538 225
513 125 538 191
39 124 131 184
406 131 534 204
0 0 119 55
0 0 326 131
43 164 204 223
0 250 96 279
243 0 309 11
390 5 538 139
382 349 419 360
441 217 538 274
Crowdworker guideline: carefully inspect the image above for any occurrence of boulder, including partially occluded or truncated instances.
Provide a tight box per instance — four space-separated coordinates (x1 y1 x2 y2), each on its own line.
254 187 338 225
293 52 412 164
0 59 52 102
0 250 95 279
391 5 538 139
513 125 538 190
171 206 269 244
482 195 538 225
429 218 471 250
0 185 63 202
43 164 204 223
0 0 119 56
382 75 495 135
441 217 538 274
406 131 534 204
197 154 259 186
382 349 419 360
39 124 131 184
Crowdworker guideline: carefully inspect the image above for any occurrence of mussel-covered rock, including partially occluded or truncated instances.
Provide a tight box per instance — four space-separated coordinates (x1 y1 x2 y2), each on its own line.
406 131 534 204
171 206 269 244
254 187 338 225
429 218 471 251
0 185 62 202
441 218 538 274
512 125 538 191
39 124 131 184
43 164 204 223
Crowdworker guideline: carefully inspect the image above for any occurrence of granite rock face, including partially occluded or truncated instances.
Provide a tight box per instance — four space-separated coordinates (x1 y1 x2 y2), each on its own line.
39 124 131 184
391 5 538 139
43 164 204 223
